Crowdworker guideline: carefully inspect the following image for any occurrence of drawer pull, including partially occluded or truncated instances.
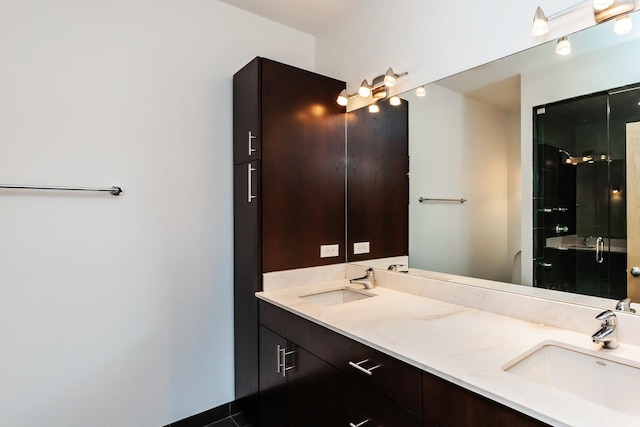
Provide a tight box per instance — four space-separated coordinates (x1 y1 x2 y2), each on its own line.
277 345 296 377
348 359 381 376
248 131 257 156
349 420 370 427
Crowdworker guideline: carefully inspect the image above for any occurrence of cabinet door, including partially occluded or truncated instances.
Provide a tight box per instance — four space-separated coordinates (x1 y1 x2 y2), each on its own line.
260 58 346 272
234 162 262 398
287 347 344 427
259 326 289 427
233 57 261 165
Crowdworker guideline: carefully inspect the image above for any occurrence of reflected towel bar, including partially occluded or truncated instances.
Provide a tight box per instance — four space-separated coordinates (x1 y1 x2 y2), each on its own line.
0 184 123 196
418 197 466 203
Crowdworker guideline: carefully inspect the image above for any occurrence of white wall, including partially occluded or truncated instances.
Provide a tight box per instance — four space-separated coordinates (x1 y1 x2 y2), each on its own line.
407 86 511 282
0 1 314 426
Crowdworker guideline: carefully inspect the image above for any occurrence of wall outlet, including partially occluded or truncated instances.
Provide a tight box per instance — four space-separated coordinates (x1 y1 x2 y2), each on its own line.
353 241 370 255
320 244 340 258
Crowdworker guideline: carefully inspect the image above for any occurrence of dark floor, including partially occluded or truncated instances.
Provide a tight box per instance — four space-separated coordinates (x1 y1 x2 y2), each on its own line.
205 412 252 427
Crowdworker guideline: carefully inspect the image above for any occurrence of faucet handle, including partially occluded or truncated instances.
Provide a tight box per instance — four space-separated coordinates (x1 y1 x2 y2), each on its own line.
596 310 617 325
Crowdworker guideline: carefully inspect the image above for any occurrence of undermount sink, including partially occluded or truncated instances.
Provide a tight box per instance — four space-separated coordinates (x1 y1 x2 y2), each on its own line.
299 288 375 307
503 341 640 416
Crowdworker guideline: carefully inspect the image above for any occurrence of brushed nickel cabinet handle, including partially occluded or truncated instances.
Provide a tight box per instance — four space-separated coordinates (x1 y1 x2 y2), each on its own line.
348 359 381 376
248 131 257 156
247 163 257 203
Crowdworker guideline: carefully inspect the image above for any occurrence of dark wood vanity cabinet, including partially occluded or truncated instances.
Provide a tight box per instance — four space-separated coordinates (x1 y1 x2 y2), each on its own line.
259 300 421 427
259 301 550 427
422 373 549 427
233 57 346 402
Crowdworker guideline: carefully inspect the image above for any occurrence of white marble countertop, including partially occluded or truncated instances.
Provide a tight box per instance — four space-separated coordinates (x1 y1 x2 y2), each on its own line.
257 279 640 427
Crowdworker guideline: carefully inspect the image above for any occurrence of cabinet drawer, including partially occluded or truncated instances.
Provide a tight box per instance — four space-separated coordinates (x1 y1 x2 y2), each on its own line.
326 329 422 415
423 372 549 427
344 375 421 427
259 300 328 360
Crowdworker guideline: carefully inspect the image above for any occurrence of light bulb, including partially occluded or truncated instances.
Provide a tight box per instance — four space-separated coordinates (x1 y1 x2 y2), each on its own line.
358 80 371 97
415 86 427 97
614 15 632 35
532 7 549 36
384 68 396 87
389 96 401 106
336 89 349 106
368 104 380 113
556 37 571 56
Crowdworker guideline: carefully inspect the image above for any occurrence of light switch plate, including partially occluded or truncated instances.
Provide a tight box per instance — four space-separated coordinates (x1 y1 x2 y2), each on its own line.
320 244 340 258
353 241 370 254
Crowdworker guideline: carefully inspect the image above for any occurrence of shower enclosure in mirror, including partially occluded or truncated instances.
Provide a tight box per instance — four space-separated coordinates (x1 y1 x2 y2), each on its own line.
533 83 640 299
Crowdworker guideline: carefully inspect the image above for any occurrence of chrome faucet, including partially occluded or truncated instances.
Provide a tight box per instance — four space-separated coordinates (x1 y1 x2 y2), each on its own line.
350 268 375 290
592 310 618 349
615 297 636 313
387 264 408 273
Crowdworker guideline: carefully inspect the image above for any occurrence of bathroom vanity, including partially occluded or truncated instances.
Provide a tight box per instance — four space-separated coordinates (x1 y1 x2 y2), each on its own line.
256 266 640 427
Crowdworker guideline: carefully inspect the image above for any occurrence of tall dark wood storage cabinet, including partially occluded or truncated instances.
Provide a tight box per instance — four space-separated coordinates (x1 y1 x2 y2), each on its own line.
233 57 346 410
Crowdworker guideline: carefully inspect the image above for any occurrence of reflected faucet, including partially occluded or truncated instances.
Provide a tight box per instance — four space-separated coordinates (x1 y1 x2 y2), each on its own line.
592 310 618 349
350 268 375 290
388 264 409 273
616 298 636 313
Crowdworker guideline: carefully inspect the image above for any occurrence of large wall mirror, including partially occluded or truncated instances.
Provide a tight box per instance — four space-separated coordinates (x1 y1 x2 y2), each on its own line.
350 10 640 311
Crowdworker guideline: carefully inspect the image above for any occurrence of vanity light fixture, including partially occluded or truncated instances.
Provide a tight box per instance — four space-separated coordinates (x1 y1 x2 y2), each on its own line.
335 67 408 107
368 103 380 113
556 37 572 55
531 0 635 37
415 86 427 97
532 6 549 36
336 89 350 106
358 80 372 97
614 14 633 34
389 95 401 106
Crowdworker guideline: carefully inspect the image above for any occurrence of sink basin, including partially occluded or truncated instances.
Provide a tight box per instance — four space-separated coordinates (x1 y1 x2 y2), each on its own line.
503 341 640 416
299 288 375 307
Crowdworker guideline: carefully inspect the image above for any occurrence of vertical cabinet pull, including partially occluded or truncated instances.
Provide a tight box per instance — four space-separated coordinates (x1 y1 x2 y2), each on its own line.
348 359 381 376
247 163 257 203
596 236 604 264
248 131 257 156
276 344 296 377
349 420 371 427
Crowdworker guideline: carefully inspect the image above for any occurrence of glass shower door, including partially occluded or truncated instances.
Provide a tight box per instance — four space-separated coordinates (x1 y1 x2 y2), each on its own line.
533 91 621 298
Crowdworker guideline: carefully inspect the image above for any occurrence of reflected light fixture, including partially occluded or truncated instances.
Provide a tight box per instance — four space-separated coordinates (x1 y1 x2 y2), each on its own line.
614 14 633 34
415 86 427 97
532 1 635 37
556 37 571 55
389 95 401 106
335 67 408 107
358 80 371 97
368 103 380 113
